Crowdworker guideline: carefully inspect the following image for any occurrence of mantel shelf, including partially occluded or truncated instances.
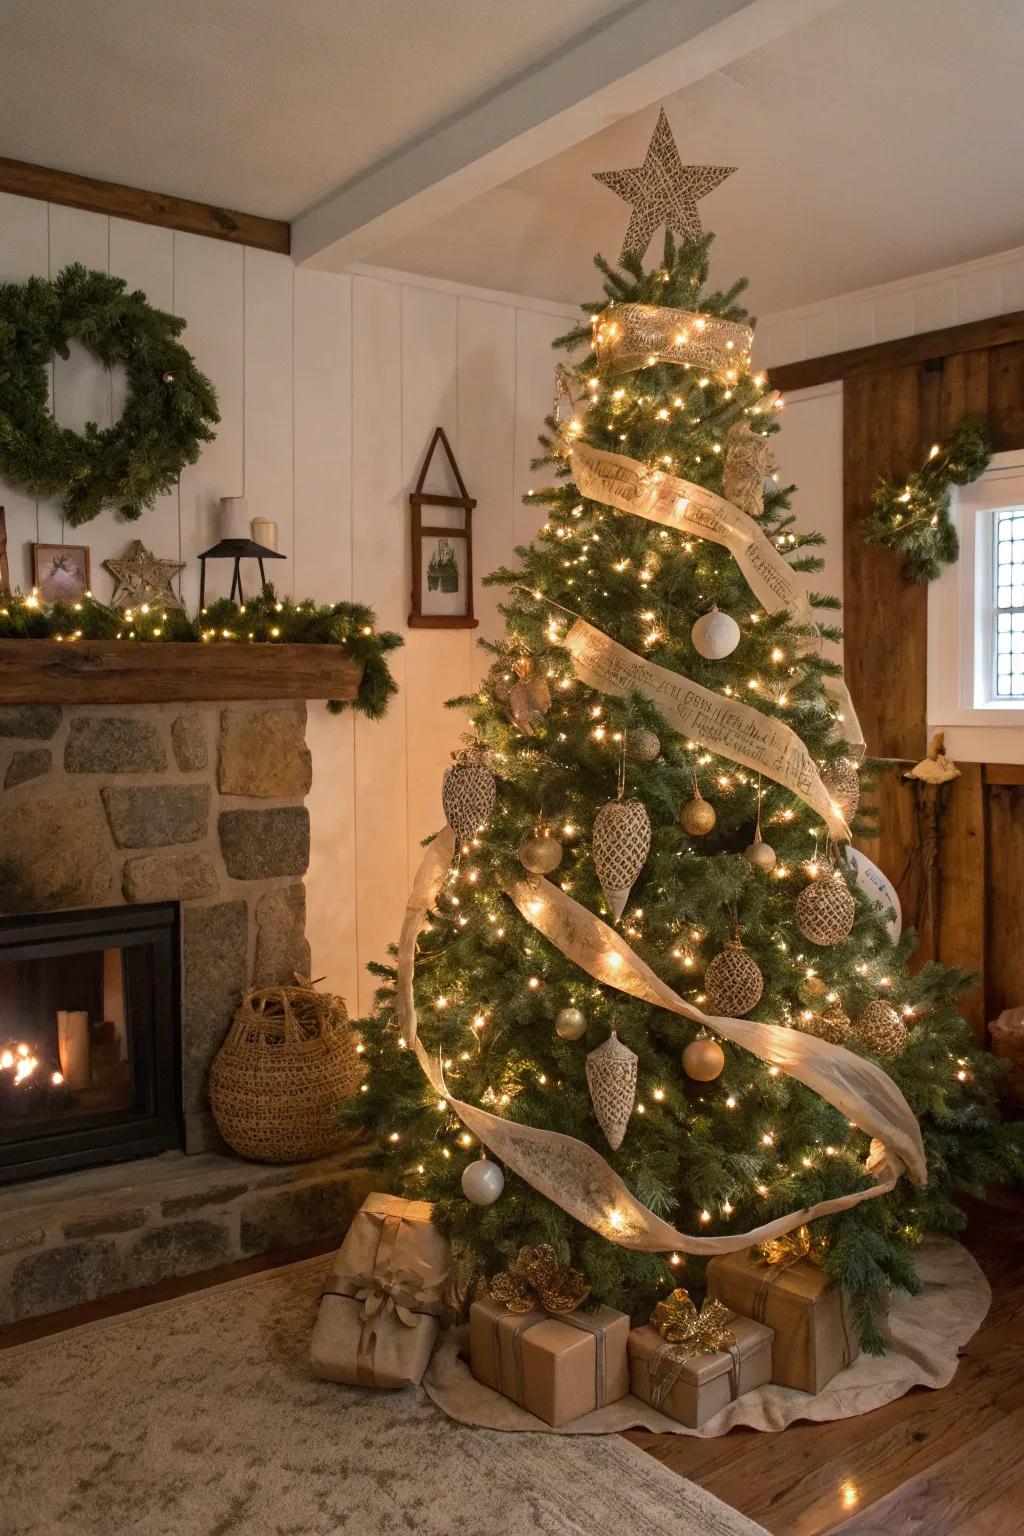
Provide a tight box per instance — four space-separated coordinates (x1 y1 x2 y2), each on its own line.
0 640 364 706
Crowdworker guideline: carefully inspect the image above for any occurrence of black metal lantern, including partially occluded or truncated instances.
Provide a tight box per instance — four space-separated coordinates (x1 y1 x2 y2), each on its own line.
197 538 285 606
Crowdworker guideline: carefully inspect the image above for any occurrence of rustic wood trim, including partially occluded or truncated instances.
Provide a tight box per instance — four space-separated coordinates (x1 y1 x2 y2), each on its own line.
770 309 1024 393
984 762 1024 785
0 641 360 704
0 157 290 256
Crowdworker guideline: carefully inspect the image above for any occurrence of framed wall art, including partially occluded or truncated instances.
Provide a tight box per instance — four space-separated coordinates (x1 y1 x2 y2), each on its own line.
409 426 478 629
32 542 91 603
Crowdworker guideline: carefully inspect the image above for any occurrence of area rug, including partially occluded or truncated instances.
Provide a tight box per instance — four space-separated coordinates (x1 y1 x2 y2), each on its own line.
0 1257 767 1536
424 1237 989 1437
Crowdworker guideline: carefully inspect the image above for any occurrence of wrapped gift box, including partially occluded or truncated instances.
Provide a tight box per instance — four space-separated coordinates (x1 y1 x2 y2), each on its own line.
706 1248 858 1394
311 1192 452 1389
628 1315 773 1427
469 1296 629 1426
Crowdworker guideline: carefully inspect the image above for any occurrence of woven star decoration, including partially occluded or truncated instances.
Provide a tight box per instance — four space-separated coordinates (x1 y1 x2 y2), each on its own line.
105 540 186 612
594 109 736 260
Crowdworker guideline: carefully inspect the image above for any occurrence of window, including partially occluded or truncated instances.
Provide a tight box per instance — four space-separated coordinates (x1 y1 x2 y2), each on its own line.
993 507 1024 699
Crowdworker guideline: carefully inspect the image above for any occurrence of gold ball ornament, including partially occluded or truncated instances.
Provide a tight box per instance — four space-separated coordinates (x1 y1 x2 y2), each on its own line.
857 1000 907 1058
801 1002 852 1046
744 839 777 872
821 757 860 822
682 1037 726 1081
627 727 661 764
795 870 856 947
681 788 716 837
703 939 764 1016
804 974 827 997
518 830 563 875
555 1006 588 1041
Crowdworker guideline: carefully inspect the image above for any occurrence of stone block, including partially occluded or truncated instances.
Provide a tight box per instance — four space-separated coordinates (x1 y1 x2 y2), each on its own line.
219 708 312 798
172 711 208 772
4 747 51 788
63 1207 148 1240
182 899 248 1115
122 850 219 904
0 1226 45 1259
124 1219 232 1289
238 1167 375 1255
219 807 309 879
65 717 166 774
8 1240 123 1321
102 784 210 848
254 883 311 984
161 1181 250 1218
0 705 61 740
0 791 114 915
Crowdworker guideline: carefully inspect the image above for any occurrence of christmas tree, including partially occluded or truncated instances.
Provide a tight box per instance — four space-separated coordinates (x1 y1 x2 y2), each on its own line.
347 119 1021 1351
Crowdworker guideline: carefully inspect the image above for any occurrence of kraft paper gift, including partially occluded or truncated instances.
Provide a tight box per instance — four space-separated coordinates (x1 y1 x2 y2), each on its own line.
707 1248 859 1395
310 1192 452 1389
469 1296 629 1427
628 1316 773 1428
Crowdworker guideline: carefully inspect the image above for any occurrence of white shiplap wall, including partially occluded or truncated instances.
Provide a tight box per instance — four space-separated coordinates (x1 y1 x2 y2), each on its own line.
0 191 577 1010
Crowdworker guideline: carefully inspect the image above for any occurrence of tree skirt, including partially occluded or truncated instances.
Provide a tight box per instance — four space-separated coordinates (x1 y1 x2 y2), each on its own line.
423 1238 989 1436
0 1256 768 1536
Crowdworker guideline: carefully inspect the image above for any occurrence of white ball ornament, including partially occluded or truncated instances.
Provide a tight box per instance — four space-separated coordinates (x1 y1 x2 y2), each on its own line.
461 1155 505 1206
555 1006 588 1041
744 839 777 872
691 605 740 661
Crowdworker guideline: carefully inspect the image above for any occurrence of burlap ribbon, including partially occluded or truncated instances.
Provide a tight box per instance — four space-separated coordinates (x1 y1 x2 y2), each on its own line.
592 302 753 375
396 827 926 1261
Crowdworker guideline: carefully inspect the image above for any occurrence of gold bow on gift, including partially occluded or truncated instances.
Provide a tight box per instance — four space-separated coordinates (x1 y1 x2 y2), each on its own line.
489 1244 590 1315
353 1267 433 1332
758 1224 828 1270
650 1289 736 1354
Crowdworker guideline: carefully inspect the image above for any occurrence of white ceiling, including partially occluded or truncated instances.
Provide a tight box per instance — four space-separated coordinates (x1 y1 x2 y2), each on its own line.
369 0 1024 314
2 0 1024 315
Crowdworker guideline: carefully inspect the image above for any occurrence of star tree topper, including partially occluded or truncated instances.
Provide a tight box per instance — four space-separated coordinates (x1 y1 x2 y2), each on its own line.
594 109 736 261
105 540 186 612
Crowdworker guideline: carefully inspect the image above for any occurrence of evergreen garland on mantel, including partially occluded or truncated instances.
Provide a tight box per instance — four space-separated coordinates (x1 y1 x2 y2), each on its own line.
0 589 403 720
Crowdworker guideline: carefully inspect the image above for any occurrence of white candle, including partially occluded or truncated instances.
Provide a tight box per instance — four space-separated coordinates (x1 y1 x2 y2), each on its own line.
251 516 278 551
219 496 250 541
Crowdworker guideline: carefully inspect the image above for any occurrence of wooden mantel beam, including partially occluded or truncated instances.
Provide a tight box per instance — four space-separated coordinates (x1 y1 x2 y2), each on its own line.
0 157 290 256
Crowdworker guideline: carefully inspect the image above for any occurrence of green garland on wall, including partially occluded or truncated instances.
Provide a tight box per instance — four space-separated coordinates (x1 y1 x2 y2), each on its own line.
0 264 219 526
0 589 403 719
861 418 990 582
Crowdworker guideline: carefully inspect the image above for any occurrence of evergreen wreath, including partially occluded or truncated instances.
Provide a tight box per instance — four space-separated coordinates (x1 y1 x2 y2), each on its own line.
861 418 990 582
0 263 219 527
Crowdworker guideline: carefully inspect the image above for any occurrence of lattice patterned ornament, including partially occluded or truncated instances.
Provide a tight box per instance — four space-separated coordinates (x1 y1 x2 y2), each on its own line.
795 869 856 947
723 419 774 520
856 1000 907 1058
800 1002 852 1047
441 751 496 839
627 727 661 764
592 799 651 920
703 938 763 1017
585 1029 638 1151
821 757 861 823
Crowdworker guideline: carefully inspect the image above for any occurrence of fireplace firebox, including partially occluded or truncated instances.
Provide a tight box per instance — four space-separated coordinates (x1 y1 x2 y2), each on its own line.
0 903 181 1183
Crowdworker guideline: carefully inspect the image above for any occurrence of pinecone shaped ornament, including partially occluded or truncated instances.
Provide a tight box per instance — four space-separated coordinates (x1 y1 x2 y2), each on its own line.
441 752 496 839
585 1029 638 1151
795 869 856 947
592 799 651 920
821 758 861 823
703 938 764 1017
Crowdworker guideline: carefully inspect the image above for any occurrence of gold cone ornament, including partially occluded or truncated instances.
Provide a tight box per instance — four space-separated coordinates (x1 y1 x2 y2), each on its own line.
592 799 651 920
703 938 763 1017
503 656 552 735
795 868 856 947
857 1000 907 1058
489 1243 590 1315
441 751 495 839
585 1029 638 1151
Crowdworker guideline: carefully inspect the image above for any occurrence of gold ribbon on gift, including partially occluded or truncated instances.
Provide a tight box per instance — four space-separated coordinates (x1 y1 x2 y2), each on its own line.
489 1243 591 1315
395 826 927 1263
592 303 753 376
561 617 851 841
646 1289 740 1410
567 438 864 751
324 1269 450 1388
759 1223 828 1270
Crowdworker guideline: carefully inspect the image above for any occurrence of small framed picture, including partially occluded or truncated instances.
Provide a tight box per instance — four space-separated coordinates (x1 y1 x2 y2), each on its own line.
33 543 91 603
409 426 478 629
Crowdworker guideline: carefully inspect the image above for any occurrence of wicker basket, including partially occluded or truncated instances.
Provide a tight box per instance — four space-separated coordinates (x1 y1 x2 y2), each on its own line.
209 985 362 1162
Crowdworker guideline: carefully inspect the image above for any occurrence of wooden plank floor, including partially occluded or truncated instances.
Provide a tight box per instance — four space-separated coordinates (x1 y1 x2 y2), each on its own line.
628 1194 1024 1536
2 1197 1021 1535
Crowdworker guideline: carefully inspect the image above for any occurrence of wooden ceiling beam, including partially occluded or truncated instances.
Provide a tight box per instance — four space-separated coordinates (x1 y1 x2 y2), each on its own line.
770 309 1024 393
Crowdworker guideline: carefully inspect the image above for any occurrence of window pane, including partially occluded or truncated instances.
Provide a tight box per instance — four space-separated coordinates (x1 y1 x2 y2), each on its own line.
993 507 1024 696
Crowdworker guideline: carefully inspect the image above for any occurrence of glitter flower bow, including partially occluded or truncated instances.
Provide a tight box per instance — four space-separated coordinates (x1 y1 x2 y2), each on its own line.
650 1288 736 1354
488 1244 591 1315
758 1223 828 1270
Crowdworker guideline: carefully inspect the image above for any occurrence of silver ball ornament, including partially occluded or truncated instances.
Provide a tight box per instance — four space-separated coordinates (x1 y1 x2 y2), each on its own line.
518 830 563 875
744 839 777 872
691 606 740 661
461 1156 505 1206
627 727 661 764
682 1038 726 1081
555 1006 588 1041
